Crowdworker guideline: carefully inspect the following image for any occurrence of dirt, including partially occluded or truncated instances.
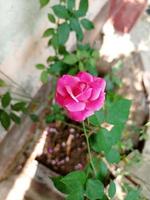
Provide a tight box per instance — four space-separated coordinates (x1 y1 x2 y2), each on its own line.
36 121 87 175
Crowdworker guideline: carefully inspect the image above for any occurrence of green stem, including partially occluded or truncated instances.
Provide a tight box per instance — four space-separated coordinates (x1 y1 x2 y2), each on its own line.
82 121 97 176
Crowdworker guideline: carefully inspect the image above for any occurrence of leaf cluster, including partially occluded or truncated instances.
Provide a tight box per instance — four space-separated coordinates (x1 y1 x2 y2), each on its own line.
0 91 27 129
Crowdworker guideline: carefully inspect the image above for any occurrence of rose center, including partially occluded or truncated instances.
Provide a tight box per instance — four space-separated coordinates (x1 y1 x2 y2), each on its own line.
79 82 88 91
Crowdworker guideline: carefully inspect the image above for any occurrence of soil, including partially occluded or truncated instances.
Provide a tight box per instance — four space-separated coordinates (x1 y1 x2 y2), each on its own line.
36 121 88 175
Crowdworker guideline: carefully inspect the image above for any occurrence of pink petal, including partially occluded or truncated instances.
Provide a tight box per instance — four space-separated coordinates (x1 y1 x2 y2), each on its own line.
56 75 79 96
62 75 80 87
55 93 64 106
86 92 105 111
65 102 85 112
93 78 106 91
67 109 94 122
76 88 92 101
56 93 73 107
56 80 66 96
90 79 106 101
77 72 93 83
65 86 79 102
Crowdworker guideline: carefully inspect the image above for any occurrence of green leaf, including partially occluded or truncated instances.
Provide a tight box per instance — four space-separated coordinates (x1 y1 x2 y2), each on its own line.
85 59 98 76
67 0 75 11
79 62 85 71
89 109 105 126
125 189 140 200
48 13 56 23
61 171 86 193
70 18 83 41
85 179 104 200
92 50 99 59
108 181 116 199
52 5 69 19
81 18 94 30
0 79 6 87
51 34 59 49
106 148 120 164
58 22 70 45
58 46 68 55
66 189 84 200
107 99 131 126
10 112 21 124
90 129 112 154
88 158 108 180
11 102 26 111
61 171 86 186
45 115 55 123
40 70 49 83
75 0 88 17
98 160 108 179
30 114 39 122
1 92 11 108
100 194 109 200
0 110 11 129
106 98 132 144
52 176 68 194
48 61 63 75
55 114 65 121
68 67 78 75
77 50 90 60
47 56 56 63
63 54 78 65
39 0 49 8
35 64 45 70
43 28 54 37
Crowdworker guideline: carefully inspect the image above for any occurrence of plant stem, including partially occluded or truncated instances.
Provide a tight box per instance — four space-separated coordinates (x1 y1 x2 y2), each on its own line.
82 121 97 176
0 69 32 98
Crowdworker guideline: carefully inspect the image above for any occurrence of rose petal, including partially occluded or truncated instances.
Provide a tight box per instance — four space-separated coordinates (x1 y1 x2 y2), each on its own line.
76 88 92 101
77 72 93 82
65 86 79 102
56 93 73 107
62 75 80 87
67 109 94 122
65 102 85 112
55 93 64 106
90 79 106 101
56 75 79 96
93 77 106 91
86 93 105 111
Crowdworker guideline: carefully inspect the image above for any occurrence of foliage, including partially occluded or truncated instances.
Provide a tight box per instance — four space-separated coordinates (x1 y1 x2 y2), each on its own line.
0 79 38 129
35 0 147 199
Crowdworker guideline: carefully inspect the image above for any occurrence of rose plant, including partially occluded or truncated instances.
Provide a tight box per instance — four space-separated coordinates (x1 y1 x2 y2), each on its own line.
34 0 146 199
0 0 144 199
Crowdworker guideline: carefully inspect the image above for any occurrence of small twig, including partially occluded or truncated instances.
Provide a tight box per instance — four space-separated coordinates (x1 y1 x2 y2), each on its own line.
63 121 83 131
66 134 74 156
0 69 32 98
102 157 141 187
11 91 33 100
124 175 140 187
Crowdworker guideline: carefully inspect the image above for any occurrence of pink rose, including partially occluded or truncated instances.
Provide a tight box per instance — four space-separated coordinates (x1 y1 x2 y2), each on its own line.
55 72 106 122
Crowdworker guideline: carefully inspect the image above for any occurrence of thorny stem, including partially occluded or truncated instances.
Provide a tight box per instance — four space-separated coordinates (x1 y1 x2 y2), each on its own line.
82 121 97 176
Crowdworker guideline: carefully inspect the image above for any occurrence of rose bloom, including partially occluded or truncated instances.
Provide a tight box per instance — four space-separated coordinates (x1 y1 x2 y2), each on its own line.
55 72 106 122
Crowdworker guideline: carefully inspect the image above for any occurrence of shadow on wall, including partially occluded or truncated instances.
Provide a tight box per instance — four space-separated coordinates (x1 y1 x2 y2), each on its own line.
108 0 147 33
